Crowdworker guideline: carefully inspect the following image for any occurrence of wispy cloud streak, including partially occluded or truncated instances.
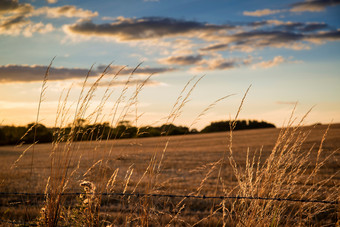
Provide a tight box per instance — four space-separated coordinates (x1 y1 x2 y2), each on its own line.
0 64 174 83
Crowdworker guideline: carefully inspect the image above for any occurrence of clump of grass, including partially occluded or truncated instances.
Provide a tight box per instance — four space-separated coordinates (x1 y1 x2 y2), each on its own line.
218 104 340 226
26 60 213 226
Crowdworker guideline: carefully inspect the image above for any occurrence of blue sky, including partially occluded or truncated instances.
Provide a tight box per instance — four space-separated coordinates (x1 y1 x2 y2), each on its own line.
0 0 339 129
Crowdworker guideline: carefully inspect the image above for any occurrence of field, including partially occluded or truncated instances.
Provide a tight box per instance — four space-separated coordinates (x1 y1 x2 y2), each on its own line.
1 124 339 226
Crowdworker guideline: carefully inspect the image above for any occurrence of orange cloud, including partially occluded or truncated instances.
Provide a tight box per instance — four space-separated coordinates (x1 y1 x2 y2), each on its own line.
34 5 98 18
243 9 282 17
252 56 285 69
290 0 340 12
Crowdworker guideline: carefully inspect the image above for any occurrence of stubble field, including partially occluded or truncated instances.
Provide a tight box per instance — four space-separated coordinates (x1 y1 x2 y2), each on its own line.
1 124 339 226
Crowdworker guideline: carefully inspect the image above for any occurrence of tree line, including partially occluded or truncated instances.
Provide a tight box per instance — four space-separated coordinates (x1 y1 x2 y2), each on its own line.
0 119 275 146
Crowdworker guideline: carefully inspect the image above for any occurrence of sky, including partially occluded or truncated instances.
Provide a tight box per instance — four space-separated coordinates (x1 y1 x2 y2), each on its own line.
0 0 339 130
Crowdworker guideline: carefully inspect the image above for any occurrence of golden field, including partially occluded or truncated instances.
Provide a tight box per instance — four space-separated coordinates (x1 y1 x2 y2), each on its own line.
1 124 339 226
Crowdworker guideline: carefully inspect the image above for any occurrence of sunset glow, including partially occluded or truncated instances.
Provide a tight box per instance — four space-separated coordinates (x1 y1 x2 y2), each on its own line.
1 0 339 129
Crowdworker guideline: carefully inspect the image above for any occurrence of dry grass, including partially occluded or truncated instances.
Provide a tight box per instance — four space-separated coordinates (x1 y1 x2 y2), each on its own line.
1 125 339 225
0 62 339 226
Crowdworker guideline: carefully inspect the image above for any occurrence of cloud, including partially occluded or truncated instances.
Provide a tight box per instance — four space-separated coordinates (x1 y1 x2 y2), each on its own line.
0 14 54 36
200 43 229 51
64 17 234 41
0 64 175 83
275 21 329 32
0 14 53 37
0 0 33 15
0 1 96 37
94 79 164 87
252 56 285 69
312 29 340 40
247 20 329 32
290 0 340 12
243 0 340 19
159 54 204 65
243 9 282 17
0 65 92 82
63 16 340 55
22 22 54 37
0 0 97 19
305 29 340 43
0 0 34 36
222 30 307 51
96 64 176 75
192 57 236 72
0 14 27 30
34 5 98 18
46 0 58 4
216 27 338 51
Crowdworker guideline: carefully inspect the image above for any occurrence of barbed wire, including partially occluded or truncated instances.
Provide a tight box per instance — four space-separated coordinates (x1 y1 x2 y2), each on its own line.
0 191 338 204
0 218 37 226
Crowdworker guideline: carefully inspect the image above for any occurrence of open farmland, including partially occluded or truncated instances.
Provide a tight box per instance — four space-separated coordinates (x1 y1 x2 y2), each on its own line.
1 124 339 226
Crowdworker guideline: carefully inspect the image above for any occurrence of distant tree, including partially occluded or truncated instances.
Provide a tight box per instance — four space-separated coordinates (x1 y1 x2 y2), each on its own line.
111 121 137 138
160 124 190 136
0 125 28 145
0 128 6 145
23 123 53 143
201 121 228 133
201 120 275 133
137 127 161 138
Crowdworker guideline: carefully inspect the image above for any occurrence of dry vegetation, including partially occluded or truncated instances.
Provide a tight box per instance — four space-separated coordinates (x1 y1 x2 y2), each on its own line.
0 62 339 226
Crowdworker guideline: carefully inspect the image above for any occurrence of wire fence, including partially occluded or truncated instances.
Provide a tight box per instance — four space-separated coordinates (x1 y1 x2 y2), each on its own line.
1 191 339 226
1 191 338 204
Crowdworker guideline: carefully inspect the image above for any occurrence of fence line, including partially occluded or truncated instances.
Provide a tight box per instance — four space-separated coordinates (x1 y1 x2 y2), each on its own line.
0 218 35 226
0 192 338 205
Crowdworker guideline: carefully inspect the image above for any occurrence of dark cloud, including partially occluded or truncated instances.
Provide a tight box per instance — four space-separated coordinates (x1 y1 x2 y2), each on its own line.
0 65 91 82
246 20 329 32
0 64 175 83
193 58 236 72
0 0 33 15
97 64 176 75
0 15 27 30
210 60 235 70
310 29 340 40
247 20 273 27
94 79 163 87
193 20 338 53
225 28 340 51
64 17 234 41
63 16 340 54
275 22 329 32
201 29 311 52
159 55 203 65
200 43 229 51
232 30 304 45
0 0 20 12
132 66 175 74
290 0 340 12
